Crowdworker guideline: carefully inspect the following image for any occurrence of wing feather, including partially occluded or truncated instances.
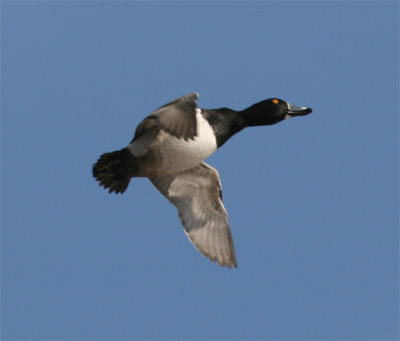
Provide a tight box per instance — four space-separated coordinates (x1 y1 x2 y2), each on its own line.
149 92 199 140
129 93 199 156
150 162 237 268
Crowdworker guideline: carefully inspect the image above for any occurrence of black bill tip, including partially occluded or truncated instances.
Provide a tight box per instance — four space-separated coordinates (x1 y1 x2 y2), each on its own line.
287 102 312 116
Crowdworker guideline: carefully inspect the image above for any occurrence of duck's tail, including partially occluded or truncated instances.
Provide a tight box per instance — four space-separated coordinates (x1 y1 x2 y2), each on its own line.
92 148 132 194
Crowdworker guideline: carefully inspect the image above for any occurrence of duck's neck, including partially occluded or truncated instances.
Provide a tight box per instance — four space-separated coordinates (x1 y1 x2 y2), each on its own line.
203 108 244 147
239 101 282 127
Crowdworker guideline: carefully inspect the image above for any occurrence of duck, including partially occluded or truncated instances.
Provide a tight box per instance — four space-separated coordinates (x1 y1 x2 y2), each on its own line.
93 93 312 268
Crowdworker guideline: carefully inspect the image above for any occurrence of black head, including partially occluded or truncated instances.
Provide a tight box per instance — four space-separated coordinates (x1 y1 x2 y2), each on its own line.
240 98 312 127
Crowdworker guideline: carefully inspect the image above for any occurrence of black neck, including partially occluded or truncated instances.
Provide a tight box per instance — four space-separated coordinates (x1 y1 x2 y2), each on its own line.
202 108 244 147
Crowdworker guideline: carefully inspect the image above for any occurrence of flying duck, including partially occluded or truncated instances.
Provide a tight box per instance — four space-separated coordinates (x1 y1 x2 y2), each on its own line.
93 93 312 268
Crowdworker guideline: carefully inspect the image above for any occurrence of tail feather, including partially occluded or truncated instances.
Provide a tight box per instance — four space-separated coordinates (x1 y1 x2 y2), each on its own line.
92 148 133 194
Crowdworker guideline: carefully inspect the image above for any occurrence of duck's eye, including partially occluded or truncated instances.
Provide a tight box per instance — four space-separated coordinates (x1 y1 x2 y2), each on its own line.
272 99 279 104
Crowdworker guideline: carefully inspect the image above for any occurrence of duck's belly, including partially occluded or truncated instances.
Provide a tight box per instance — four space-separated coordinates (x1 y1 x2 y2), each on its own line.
136 112 218 177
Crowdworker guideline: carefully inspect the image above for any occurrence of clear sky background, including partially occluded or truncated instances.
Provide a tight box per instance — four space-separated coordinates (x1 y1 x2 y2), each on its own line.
2 1 398 340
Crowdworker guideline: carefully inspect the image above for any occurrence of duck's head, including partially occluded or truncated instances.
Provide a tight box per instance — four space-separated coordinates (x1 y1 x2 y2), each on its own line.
240 98 312 127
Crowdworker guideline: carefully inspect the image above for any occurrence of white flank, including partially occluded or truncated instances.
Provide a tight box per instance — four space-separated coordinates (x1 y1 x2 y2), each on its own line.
156 109 217 174
129 109 218 175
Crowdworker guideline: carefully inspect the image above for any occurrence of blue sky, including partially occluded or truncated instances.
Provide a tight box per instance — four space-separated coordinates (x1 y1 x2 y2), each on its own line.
2 1 398 340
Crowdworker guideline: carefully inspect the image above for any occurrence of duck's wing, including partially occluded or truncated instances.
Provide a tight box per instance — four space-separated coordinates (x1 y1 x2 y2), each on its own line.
129 118 160 156
150 92 199 140
149 162 237 268
129 93 199 157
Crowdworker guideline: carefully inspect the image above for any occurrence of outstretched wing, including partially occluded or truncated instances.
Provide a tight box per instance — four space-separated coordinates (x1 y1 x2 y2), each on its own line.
150 162 237 268
129 93 199 156
149 92 199 141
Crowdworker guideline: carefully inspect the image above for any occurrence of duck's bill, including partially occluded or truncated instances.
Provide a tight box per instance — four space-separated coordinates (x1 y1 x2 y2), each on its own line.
287 102 313 116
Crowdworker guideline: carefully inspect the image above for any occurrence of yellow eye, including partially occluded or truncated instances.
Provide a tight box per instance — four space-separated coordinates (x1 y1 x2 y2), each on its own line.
272 99 279 104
